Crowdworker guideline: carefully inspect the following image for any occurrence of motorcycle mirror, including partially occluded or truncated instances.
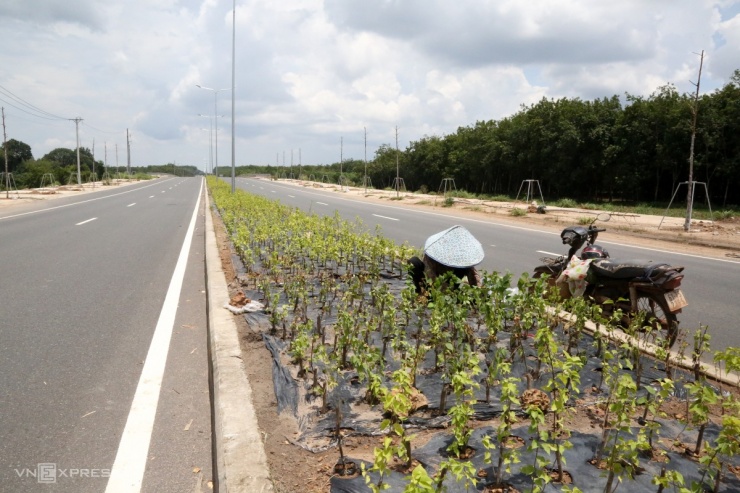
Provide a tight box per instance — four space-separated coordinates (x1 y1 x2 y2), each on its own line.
596 212 611 223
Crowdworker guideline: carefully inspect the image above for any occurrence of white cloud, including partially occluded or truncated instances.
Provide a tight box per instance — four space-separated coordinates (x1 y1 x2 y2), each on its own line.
0 0 737 170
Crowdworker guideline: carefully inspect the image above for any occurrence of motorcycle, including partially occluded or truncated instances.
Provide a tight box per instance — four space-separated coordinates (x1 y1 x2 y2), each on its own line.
533 213 687 346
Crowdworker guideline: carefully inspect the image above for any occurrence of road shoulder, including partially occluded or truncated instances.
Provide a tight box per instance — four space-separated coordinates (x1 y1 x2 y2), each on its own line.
205 189 274 492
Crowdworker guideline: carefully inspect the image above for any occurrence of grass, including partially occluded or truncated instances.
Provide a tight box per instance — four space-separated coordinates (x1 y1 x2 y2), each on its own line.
510 207 527 217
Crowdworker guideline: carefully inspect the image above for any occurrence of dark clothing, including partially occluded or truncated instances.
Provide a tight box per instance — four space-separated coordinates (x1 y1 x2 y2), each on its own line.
408 255 480 293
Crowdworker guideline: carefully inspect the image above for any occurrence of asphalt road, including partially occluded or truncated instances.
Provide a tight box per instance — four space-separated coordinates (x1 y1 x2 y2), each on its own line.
0 177 212 492
234 177 740 353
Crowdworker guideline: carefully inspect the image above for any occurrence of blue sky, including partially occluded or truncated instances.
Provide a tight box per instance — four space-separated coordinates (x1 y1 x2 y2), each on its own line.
1 0 738 170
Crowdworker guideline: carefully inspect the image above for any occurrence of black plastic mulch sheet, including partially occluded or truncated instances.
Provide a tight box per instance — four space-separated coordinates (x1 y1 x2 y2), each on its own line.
229 243 737 492
332 424 740 493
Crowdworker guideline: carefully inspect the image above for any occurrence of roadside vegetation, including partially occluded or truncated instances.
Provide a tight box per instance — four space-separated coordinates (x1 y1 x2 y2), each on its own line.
0 139 200 190
209 177 740 493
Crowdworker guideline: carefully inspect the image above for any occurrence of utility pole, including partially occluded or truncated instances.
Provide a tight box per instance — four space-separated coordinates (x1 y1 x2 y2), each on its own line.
684 50 704 232
298 148 302 180
2 107 8 199
340 136 343 179
290 148 293 178
71 117 83 185
116 143 119 174
126 128 131 175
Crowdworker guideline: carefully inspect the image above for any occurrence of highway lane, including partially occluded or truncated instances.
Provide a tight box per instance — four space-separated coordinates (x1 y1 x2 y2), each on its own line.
234 177 740 352
0 177 211 492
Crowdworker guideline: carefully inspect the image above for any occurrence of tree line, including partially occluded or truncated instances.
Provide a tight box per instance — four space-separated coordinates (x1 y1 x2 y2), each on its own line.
239 69 740 207
0 140 201 188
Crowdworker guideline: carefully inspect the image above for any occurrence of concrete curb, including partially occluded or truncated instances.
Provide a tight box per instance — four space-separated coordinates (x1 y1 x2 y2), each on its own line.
204 189 274 492
552 308 740 387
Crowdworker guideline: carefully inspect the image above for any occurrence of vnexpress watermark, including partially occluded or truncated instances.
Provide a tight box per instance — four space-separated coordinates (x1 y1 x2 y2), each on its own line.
14 463 111 483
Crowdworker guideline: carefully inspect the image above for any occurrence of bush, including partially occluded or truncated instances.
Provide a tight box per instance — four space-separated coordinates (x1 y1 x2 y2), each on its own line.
486 194 514 202
510 207 527 217
553 198 578 208
442 197 455 207
714 210 736 221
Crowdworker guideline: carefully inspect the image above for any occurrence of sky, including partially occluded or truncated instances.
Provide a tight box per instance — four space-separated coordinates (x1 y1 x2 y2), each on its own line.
0 0 739 172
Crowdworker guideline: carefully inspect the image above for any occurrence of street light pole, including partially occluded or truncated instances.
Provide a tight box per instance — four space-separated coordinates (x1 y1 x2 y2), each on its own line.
196 84 230 178
231 0 236 193
198 114 213 174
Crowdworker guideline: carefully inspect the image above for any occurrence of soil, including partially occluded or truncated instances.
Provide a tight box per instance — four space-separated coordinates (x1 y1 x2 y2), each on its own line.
210 182 740 493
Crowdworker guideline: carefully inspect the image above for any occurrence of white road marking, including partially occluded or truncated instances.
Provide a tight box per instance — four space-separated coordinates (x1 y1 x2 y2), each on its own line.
372 213 399 221
105 179 203 493
271 190 276 193
127 203 136 207
316 202 328 206
149 196 155 199
76 217 97 226
537 250 562 257
288 195 295 198
243 179 740 265
0 179 171 222
161 190 166 193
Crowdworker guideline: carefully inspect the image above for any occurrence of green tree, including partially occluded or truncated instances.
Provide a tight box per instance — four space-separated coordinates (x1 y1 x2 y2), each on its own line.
1 138 33 173
14 159 56 189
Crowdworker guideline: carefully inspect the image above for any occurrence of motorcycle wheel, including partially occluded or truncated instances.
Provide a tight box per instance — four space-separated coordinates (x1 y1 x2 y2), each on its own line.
633 292 679 347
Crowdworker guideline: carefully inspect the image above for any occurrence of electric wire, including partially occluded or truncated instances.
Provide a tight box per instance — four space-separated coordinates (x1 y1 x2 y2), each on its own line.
0 84 68 120
82 121 121 135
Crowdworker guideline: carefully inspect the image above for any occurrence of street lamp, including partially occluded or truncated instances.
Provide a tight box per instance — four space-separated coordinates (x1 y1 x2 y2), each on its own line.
198 114 213 174
196 84 230 177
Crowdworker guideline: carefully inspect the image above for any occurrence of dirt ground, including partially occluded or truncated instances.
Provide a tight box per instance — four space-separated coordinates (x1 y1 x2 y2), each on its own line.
211 180 739 493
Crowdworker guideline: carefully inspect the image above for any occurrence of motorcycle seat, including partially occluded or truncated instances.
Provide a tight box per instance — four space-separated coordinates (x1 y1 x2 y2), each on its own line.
589 259 664 280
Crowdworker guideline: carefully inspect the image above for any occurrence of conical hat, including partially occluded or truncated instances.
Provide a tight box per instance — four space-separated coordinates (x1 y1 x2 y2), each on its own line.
423 225 484 268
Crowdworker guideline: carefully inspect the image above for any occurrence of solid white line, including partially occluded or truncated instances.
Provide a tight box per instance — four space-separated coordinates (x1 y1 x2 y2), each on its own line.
316 201 328 206
537 250 562 257
105 178 203 493
127 203 136 207
76 217 97 226
372 213 399 221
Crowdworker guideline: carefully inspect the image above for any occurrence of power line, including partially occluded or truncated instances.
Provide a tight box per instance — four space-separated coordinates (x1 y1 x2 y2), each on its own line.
82 121 120 135
0 95 63 121
0 84 68 120
0 109 68 128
